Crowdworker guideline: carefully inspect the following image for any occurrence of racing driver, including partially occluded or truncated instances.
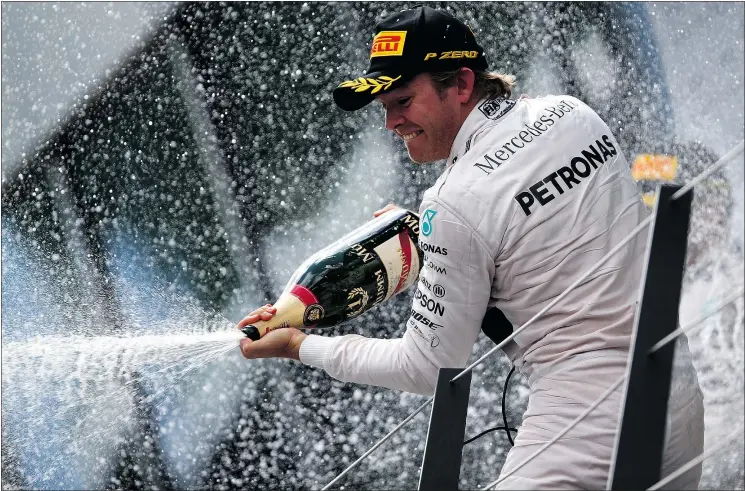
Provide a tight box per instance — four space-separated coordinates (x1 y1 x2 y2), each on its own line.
236 6 705 489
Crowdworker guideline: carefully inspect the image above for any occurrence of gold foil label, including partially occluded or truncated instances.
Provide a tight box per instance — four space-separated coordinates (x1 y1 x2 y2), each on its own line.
255 292 306 337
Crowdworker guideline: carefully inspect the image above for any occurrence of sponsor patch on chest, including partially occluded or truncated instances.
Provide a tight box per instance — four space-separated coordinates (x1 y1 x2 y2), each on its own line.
417 212 470 273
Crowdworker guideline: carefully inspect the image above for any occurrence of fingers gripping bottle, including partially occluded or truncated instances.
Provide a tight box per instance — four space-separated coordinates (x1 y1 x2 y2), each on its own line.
241 209 423 340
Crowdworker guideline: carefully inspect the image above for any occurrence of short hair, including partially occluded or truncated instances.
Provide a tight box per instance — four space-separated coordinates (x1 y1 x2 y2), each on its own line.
430 69 516 100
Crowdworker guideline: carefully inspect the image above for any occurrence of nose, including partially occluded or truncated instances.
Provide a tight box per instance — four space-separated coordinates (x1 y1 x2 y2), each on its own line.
385 106 405 132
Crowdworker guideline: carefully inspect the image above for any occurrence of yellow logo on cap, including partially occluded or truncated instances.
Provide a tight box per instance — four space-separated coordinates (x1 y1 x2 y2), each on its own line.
424 51 479 61
338 75 402 94
631 154 678 181
370 31 407 58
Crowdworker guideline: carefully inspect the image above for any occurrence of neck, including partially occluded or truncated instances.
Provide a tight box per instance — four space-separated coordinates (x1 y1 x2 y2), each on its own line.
458 97 480 128
448 97 479 146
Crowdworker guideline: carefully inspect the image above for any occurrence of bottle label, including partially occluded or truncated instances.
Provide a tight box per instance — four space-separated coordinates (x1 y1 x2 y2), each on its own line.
372 229 420 301
258 287 313 336
303 304 325 325
276 208 423 330
401 211 421 236
289 284 318 307
258 285 324 337
289 285 324 327
346 287 370 318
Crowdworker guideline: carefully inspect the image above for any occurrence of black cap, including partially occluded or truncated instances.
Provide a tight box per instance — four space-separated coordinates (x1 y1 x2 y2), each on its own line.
333 6 488 112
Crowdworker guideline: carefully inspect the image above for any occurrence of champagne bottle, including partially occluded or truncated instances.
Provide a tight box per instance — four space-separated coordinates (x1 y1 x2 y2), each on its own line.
241 209 422 340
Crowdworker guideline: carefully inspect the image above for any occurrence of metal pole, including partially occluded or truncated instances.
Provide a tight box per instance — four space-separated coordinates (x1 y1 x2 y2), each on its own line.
609 184 693 489
418 368 472 491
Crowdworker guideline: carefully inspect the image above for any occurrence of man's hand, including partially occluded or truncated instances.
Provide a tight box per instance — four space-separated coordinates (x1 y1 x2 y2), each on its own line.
374 203 401 217
236 304 307 361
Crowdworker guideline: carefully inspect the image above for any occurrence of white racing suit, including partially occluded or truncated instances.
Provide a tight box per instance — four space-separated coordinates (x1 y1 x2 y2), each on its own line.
300 95 704 489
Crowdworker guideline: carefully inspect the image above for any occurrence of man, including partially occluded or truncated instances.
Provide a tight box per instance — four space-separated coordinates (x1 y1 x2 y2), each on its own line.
237 6 704 489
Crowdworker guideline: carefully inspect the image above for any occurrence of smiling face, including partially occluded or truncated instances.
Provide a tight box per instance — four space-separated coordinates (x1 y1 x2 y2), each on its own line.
376 71 476 164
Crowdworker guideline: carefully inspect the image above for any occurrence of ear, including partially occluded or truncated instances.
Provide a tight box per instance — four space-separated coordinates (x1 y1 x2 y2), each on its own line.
456 68 476 104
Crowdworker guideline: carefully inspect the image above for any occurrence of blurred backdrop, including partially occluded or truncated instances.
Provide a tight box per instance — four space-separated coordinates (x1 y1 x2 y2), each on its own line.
2 2 743 490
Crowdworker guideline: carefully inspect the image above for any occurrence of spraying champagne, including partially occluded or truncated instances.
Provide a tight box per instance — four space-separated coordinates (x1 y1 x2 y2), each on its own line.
241 209 422 340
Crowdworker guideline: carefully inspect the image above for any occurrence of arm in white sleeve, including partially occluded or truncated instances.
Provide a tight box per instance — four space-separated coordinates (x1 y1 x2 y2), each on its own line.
299 201 495 396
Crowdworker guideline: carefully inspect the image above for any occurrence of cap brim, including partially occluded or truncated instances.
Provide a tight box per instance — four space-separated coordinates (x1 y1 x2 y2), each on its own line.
333 71 406 111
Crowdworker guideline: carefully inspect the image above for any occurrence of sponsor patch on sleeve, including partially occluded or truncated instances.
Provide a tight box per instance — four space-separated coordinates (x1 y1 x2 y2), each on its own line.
478 96 516 121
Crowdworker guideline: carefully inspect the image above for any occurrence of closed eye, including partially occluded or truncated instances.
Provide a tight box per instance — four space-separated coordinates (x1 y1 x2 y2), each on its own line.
377 95 412 115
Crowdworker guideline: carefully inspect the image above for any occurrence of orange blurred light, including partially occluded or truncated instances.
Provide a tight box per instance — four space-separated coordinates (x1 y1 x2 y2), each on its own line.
632 154 678 181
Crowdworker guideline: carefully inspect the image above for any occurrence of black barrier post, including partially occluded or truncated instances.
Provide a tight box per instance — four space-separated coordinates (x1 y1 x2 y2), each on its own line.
609 185 693 489
418 368 472 491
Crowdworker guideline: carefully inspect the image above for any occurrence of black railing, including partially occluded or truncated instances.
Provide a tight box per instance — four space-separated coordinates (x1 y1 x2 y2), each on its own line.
609 184 693 488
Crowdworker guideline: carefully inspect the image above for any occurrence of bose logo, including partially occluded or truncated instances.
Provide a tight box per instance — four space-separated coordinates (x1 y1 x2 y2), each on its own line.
411 310 443 330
